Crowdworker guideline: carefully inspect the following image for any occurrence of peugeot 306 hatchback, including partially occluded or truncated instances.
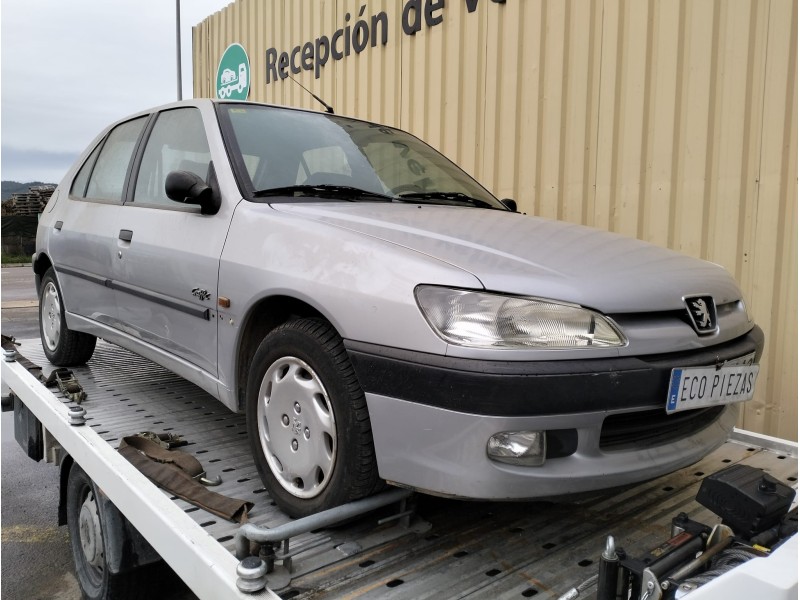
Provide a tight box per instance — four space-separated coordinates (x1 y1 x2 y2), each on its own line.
34 100 763 517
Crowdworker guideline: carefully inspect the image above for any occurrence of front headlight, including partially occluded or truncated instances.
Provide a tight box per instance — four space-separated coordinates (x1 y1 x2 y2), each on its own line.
415 286 626 349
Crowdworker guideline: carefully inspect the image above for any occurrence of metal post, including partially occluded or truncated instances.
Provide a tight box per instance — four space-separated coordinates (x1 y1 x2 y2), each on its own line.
176 0 183 100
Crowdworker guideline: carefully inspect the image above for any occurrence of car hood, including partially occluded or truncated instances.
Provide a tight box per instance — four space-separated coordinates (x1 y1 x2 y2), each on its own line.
270 203 741 313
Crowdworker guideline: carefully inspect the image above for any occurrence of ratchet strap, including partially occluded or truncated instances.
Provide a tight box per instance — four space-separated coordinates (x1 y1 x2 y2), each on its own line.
119 434 253 523
1 335 86 403
43 368 87 403
1 335 252 523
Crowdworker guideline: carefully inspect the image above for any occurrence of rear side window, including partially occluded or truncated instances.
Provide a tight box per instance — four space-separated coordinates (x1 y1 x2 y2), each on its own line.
133 108 211 206
80 117 147 202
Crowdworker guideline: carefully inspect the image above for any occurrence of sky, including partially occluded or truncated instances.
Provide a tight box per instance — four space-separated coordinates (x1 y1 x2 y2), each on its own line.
1 0 234 183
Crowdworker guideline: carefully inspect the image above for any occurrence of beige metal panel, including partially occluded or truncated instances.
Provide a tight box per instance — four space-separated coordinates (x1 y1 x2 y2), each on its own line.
619 0 652 239
438 2 469 166
192 0 797 440
535 0 569 221
746 0 797 441
482 1 509 193
705 1 758 278
561 1 602 227
435 0 488 180
641 0 679 250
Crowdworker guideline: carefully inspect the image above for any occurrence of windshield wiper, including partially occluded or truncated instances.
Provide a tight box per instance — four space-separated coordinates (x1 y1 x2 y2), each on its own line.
395 191 500 209
253 184 394 202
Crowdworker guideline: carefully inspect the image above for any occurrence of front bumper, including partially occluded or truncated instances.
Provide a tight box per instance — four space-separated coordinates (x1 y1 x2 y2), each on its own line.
346 328 762 499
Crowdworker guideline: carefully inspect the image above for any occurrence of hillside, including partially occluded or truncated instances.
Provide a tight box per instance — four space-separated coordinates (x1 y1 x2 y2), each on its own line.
2 180 57 202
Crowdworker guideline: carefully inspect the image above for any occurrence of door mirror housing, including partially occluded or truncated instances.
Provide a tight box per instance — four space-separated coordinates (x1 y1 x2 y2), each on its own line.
501 198 518 212
165 170 219 214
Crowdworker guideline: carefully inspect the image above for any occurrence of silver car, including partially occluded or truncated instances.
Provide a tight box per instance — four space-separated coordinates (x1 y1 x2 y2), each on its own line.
35 100 763 517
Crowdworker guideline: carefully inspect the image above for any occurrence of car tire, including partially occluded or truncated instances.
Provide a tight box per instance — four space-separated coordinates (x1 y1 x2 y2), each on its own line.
246 318 382 518
66 464 148 600
39 267 96 366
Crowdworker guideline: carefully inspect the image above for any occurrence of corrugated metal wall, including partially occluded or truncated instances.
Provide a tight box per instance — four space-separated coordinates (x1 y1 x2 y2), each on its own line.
194 0 797 441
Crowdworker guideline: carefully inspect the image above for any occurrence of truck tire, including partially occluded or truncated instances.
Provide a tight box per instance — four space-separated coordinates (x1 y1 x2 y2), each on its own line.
66 464 147 600
246 318 382 518
39 267 96 366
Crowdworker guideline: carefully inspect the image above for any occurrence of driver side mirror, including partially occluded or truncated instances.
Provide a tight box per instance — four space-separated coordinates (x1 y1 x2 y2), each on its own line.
165 170 220 215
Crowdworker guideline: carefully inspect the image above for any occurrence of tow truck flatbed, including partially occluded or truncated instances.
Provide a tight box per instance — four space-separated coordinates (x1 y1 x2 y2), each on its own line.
3 339 796 599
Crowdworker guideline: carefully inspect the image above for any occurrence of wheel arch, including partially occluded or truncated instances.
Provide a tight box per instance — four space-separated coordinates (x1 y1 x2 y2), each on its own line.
234 294 336 410
63 459 161 577
32 252 53 296
58 454 75 526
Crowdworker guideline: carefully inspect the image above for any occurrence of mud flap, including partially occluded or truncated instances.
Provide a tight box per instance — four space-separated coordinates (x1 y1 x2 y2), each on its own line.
14 395 43 462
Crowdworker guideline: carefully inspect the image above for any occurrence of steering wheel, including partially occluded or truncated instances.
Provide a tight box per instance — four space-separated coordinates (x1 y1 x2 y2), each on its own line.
389 183 425 195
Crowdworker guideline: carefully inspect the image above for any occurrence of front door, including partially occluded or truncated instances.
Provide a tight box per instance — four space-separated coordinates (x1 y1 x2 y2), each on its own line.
111 107 228 376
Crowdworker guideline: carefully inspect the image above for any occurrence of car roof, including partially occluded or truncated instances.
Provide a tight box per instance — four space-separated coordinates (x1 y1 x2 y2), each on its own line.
107 98 383 130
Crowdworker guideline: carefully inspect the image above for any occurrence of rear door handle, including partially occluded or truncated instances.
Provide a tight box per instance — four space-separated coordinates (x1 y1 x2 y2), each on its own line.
119 230 133 242
54 221 63 231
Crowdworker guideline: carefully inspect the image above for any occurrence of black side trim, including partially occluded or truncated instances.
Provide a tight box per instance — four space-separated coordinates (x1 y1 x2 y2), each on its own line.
55 265 209 321
345 328 764 417
111 280 210 320
56 265 107 288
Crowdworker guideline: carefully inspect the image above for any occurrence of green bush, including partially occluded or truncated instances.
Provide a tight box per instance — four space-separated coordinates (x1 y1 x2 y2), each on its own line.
1 251 30 264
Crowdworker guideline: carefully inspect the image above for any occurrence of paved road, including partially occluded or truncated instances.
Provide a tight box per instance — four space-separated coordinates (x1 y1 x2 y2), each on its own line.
1 265 39 340
1 265 81 599
1 266 194 599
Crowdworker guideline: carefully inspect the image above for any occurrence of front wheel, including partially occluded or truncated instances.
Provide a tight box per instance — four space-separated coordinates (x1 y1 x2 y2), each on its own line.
39 267 96 366
246 319 381 518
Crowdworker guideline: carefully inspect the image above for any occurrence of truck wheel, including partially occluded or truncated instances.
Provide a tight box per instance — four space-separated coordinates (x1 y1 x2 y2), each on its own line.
39 268 96 366
66 464 146 600
246 318 381 518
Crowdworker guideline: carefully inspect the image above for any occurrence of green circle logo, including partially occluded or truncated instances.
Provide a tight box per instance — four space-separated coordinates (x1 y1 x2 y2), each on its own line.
216 43 250 100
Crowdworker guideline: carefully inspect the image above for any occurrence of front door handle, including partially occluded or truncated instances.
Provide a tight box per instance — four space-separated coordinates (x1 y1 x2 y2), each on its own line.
119 229 133 242
54 221 63 231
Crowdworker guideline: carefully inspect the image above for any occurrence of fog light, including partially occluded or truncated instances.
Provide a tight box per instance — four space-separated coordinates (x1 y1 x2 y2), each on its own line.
487 431 546 466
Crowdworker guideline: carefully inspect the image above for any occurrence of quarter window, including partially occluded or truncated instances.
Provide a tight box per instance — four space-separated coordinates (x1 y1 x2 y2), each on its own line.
82 117 147 202
70 142 103 198
133 108 211 206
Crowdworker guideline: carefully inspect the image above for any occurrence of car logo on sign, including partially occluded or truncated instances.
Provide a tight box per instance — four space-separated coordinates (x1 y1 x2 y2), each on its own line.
684 295 717 335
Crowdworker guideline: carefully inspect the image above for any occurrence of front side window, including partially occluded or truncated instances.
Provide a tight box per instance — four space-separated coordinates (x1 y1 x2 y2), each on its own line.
82 117 148 202
133 108 211 206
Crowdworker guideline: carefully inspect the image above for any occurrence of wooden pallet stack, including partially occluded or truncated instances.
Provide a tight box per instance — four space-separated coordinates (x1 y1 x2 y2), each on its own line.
2 185 56 216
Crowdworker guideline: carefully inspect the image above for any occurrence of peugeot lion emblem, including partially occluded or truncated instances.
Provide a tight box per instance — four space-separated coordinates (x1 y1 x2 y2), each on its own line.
684 295 717 334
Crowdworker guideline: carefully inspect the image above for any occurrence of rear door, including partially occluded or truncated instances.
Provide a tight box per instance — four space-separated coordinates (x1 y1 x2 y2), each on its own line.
110 107 230 376
50 116 148 327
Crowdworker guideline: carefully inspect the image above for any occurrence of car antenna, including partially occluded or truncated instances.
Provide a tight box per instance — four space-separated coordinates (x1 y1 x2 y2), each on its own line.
288 76 334 114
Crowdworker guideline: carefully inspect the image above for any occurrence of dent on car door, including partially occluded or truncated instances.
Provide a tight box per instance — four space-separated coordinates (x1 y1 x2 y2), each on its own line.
111 107 226 376
50 116 148 326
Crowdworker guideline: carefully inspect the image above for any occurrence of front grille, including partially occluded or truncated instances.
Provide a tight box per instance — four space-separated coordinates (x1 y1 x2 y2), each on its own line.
600 406 726 451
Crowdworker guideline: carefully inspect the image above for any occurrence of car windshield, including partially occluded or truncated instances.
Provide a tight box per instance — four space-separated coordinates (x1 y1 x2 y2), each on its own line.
217 103 504 209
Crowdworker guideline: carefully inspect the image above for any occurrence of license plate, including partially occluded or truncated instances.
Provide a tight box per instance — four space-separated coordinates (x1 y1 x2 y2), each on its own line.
666 353 759 414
